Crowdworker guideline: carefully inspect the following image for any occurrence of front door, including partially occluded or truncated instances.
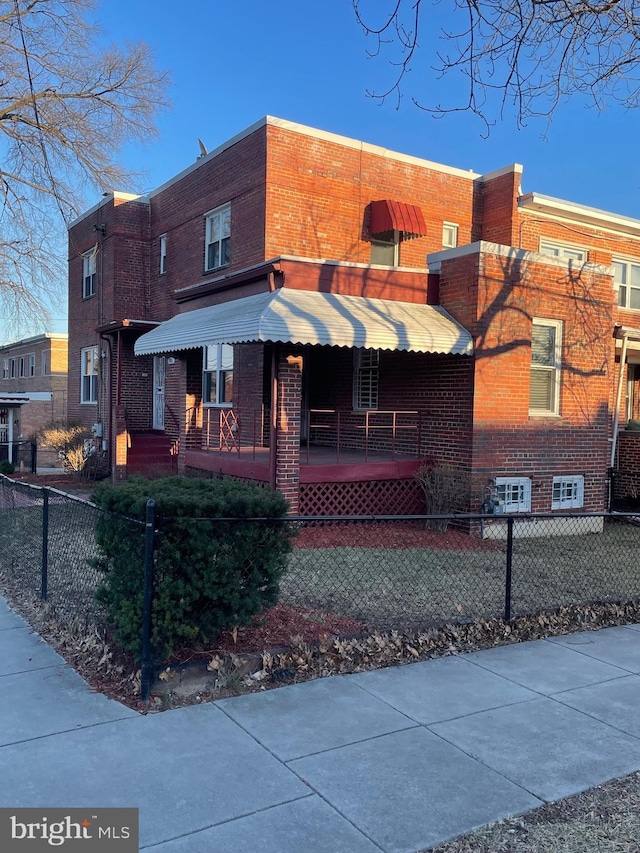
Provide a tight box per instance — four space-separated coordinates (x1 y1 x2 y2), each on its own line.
153 356 165 431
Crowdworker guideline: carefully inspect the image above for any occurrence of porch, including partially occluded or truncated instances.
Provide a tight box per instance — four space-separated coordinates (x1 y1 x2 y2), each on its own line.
133 276 474 513
185 407 425 515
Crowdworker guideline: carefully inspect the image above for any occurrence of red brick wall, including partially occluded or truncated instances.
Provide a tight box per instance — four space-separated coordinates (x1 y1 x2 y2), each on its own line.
68 195 150 436
265 123 481 267
148 129 267 308
479 171 521 246
440 246 613 511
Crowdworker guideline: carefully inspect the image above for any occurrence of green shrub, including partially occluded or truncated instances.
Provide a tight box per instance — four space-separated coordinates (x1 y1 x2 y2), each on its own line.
91 476 293 661
0 460 14 475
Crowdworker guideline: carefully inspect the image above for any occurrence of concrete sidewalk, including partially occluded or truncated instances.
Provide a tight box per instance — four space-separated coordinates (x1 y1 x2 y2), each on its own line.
2 596 640 853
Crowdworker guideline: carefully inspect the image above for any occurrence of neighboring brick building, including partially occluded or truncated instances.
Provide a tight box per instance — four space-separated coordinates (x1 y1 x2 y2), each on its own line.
0 333 68 467
66 116 640 524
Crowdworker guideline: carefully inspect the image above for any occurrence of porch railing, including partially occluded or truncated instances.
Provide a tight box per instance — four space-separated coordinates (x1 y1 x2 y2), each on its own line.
305 409 422 463
200 407 268 461
0 439 37 472
192 407 422 465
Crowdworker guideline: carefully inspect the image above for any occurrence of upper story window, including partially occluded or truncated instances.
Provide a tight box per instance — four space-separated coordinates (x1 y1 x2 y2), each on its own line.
203 344 233 406
539 239 586 264
27 353 35 377
353 348 379 410
442 222 459 249
530 318 562 416
82 249 97 298
204 204 230 272
160 234 167 274
81 346 99 404
614 258 640 310
41 351 48 375
18 356 25 378
370 231 399 266
1 358 8 380
9 358 15 379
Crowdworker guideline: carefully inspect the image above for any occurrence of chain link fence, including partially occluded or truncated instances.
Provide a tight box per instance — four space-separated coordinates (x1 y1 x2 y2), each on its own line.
3 473 640 701
0 474 142 632
281 513 640 629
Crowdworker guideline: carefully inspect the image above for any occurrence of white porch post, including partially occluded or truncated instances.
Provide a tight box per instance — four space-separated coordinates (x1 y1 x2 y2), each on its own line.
7 407 14 464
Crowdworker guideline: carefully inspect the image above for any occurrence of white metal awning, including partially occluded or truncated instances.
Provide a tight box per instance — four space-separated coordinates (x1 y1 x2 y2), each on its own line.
134 288 473 356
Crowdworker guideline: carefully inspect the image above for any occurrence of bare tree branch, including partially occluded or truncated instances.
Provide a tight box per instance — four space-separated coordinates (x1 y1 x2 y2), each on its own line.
0 0 169 337
353 0 640 127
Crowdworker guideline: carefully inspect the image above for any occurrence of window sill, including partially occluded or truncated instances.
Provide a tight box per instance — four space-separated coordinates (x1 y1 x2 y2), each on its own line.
203 263 230 275
528 412 561 419
80 401 98 405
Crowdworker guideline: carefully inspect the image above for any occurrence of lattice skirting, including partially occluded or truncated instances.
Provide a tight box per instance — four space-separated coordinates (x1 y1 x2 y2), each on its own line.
300 478 424 516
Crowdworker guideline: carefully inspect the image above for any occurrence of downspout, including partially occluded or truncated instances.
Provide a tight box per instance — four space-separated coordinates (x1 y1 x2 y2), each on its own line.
609 332 629 509
611 332 629 470
269 346 278 490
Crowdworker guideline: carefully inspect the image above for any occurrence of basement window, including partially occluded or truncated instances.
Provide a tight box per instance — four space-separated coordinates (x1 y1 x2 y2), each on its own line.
551 475 584 509
494 477 532 513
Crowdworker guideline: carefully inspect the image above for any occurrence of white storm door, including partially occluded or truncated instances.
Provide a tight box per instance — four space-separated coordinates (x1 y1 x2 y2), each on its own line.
153 356 166 431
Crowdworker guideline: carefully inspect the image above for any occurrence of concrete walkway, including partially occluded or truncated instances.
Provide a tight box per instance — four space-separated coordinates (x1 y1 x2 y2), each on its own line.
3 597 640 853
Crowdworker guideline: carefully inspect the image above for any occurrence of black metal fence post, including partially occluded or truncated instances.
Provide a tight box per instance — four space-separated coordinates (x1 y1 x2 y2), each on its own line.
504 515 514 621
41 487 49 601
140 499 156 703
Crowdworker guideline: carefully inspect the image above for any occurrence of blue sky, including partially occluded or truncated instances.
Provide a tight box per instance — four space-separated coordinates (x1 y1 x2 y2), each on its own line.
40 0 640 336
97 0 640 216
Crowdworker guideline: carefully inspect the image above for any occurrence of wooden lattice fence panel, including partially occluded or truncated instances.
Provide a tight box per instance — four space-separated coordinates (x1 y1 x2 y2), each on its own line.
299 478 424 516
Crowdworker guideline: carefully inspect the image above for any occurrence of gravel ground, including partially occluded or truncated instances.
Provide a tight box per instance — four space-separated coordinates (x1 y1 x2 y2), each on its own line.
427 772 640 852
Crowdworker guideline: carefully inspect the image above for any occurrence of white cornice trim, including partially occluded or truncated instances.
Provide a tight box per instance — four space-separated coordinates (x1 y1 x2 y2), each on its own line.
519 192 640 240
428 241 613 276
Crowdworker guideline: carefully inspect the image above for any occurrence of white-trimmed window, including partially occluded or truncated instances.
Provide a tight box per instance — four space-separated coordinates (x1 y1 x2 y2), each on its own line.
1 358 8 379
160 234 167 274
539 239 586 263
27 353 35 377
370 231 399 266
530 319 562 416
81 346 99 404
442 222 459 249
10 358 15 379
203 344 233 406
18 356 25 378
204 204 231 272
353 348 379 410
614 258 640 310
83 249 97 298
552 475 584 509
494 477 532 513
41 351 48 376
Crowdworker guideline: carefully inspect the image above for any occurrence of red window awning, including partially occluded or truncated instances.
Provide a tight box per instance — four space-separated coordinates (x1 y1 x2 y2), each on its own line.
369 200 427 240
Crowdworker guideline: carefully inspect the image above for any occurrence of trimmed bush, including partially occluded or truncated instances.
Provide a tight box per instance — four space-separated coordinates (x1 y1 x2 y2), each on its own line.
0 461 14 475
92 477 293 661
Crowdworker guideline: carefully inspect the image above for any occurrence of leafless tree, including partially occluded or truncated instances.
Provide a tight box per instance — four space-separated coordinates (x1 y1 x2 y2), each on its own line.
0 0 169 336
353 0 640 130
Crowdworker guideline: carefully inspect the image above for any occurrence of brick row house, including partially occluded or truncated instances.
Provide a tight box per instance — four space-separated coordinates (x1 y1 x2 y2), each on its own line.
0 333 68 467
66 117 640 524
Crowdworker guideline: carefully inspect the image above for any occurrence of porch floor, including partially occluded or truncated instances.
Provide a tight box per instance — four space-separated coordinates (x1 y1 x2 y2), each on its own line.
185 444 422 484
